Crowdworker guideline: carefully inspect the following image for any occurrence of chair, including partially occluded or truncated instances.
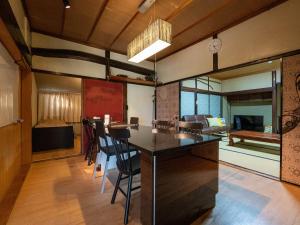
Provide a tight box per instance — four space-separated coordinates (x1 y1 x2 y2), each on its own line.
108 127 141 225
82 118 96 165
94 120 137 193
129 117 139 125
178 121 203 134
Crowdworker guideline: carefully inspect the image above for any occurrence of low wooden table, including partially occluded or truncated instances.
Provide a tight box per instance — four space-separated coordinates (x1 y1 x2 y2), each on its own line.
229 130 280 146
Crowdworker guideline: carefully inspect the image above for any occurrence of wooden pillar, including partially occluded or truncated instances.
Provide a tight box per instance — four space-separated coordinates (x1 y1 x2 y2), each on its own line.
123 83 128 123
20 68 32 165
272 70 277 133
105 50 110 79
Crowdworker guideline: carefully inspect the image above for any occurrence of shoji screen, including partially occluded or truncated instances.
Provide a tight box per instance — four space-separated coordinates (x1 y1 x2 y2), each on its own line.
0 43 19 127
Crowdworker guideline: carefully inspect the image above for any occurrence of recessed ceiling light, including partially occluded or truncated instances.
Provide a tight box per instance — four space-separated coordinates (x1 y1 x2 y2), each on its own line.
63 0 71 9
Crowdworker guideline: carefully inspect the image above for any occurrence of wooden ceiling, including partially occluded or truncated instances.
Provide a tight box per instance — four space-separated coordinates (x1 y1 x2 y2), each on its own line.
24 0 286 61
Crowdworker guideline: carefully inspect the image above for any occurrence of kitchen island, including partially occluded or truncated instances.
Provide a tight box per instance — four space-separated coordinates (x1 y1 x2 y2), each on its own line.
126 126 220 225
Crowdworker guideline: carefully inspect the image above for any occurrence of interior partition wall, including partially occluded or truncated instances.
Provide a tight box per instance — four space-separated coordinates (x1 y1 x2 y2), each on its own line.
281 54 300 185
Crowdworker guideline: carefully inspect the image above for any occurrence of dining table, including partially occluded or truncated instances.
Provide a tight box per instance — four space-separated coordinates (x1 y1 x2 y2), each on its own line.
109 125 220 225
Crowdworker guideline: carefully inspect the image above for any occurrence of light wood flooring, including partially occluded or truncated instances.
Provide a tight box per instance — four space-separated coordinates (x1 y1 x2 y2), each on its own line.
7 156 300 225
32 136 81 162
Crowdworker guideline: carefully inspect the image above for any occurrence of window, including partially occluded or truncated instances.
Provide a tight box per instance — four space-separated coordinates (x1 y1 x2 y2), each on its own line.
180 78 222 118
210 94 221 117
181 91 195 116
197 93 209 115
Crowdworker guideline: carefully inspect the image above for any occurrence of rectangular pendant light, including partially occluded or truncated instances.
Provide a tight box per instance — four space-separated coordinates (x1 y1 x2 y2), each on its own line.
127 19 172 63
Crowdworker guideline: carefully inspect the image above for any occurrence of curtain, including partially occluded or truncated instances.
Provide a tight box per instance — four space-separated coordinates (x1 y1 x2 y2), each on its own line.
38 92 81 122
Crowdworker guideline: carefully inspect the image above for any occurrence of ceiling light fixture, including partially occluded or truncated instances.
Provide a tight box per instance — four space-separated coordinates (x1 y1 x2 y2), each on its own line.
63 0 71 9
127 18 172 63
268 60 273 64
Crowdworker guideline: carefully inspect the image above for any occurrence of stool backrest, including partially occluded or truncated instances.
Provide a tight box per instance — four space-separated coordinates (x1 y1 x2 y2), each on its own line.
82 118 94 141
108 127 132 174
95 120 110 152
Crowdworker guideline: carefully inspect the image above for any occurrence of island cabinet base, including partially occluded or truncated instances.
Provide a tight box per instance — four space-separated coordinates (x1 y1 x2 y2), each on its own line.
141 141 219 225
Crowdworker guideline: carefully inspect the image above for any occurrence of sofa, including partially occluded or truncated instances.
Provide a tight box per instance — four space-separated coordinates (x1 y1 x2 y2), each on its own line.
182 115 229 135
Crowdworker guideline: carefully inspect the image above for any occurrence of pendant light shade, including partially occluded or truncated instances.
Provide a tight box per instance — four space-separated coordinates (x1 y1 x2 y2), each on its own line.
127 19 172 63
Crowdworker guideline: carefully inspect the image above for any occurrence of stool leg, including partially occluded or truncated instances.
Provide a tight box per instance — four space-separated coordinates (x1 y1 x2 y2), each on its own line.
100 155 109 193
111 172 122 204
93 151 101 178
124 175 133 225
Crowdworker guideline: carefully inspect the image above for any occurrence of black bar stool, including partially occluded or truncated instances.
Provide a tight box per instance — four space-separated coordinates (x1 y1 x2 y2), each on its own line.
108 127 141 225
82 118 96 165
94 120 137 193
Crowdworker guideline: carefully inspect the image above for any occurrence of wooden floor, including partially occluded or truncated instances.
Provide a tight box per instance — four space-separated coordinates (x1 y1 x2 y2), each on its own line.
32 136 81 162
6 156 300 225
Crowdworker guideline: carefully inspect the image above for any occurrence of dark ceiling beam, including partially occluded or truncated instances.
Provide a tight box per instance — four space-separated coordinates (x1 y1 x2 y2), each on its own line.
109 11 139 48
158 0 288 61
86 0 110 41
0 0 31 65
172 0 233 39
32 47 155 76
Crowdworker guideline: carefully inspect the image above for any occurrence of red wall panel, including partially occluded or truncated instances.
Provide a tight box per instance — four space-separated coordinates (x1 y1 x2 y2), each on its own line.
83 79 124 122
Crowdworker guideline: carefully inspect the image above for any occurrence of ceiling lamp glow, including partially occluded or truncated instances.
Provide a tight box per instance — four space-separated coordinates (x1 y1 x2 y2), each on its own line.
128 19 172 63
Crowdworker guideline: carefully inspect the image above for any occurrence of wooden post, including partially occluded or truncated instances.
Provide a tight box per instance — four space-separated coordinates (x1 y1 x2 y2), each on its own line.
20 68 32 165
272 70 277 133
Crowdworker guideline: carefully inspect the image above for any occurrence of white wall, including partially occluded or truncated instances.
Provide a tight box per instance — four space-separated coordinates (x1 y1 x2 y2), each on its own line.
221 72 272 92
127 84 154 126
157 38 213 83
32 32 105 56
157 0 300 83
219 0 300 68
32 32 154 79
32 55 106 79
0 42 19 127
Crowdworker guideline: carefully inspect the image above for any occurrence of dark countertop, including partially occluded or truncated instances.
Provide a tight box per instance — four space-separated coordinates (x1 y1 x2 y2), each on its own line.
126 126 221 156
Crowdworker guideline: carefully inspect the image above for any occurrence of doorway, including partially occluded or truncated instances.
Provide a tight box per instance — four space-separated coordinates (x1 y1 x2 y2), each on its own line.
31 73 82 162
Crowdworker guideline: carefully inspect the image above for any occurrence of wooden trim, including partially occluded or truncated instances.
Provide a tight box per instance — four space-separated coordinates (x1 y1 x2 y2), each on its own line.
109 11 139 48
158 0 288 61
159 48 300 86
20 69 32 165
105 50 110 79
0 0 31 66
86 0 110 41
31 47 155 76
123 83 128 123
272 70 277 133
224 87 273 96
